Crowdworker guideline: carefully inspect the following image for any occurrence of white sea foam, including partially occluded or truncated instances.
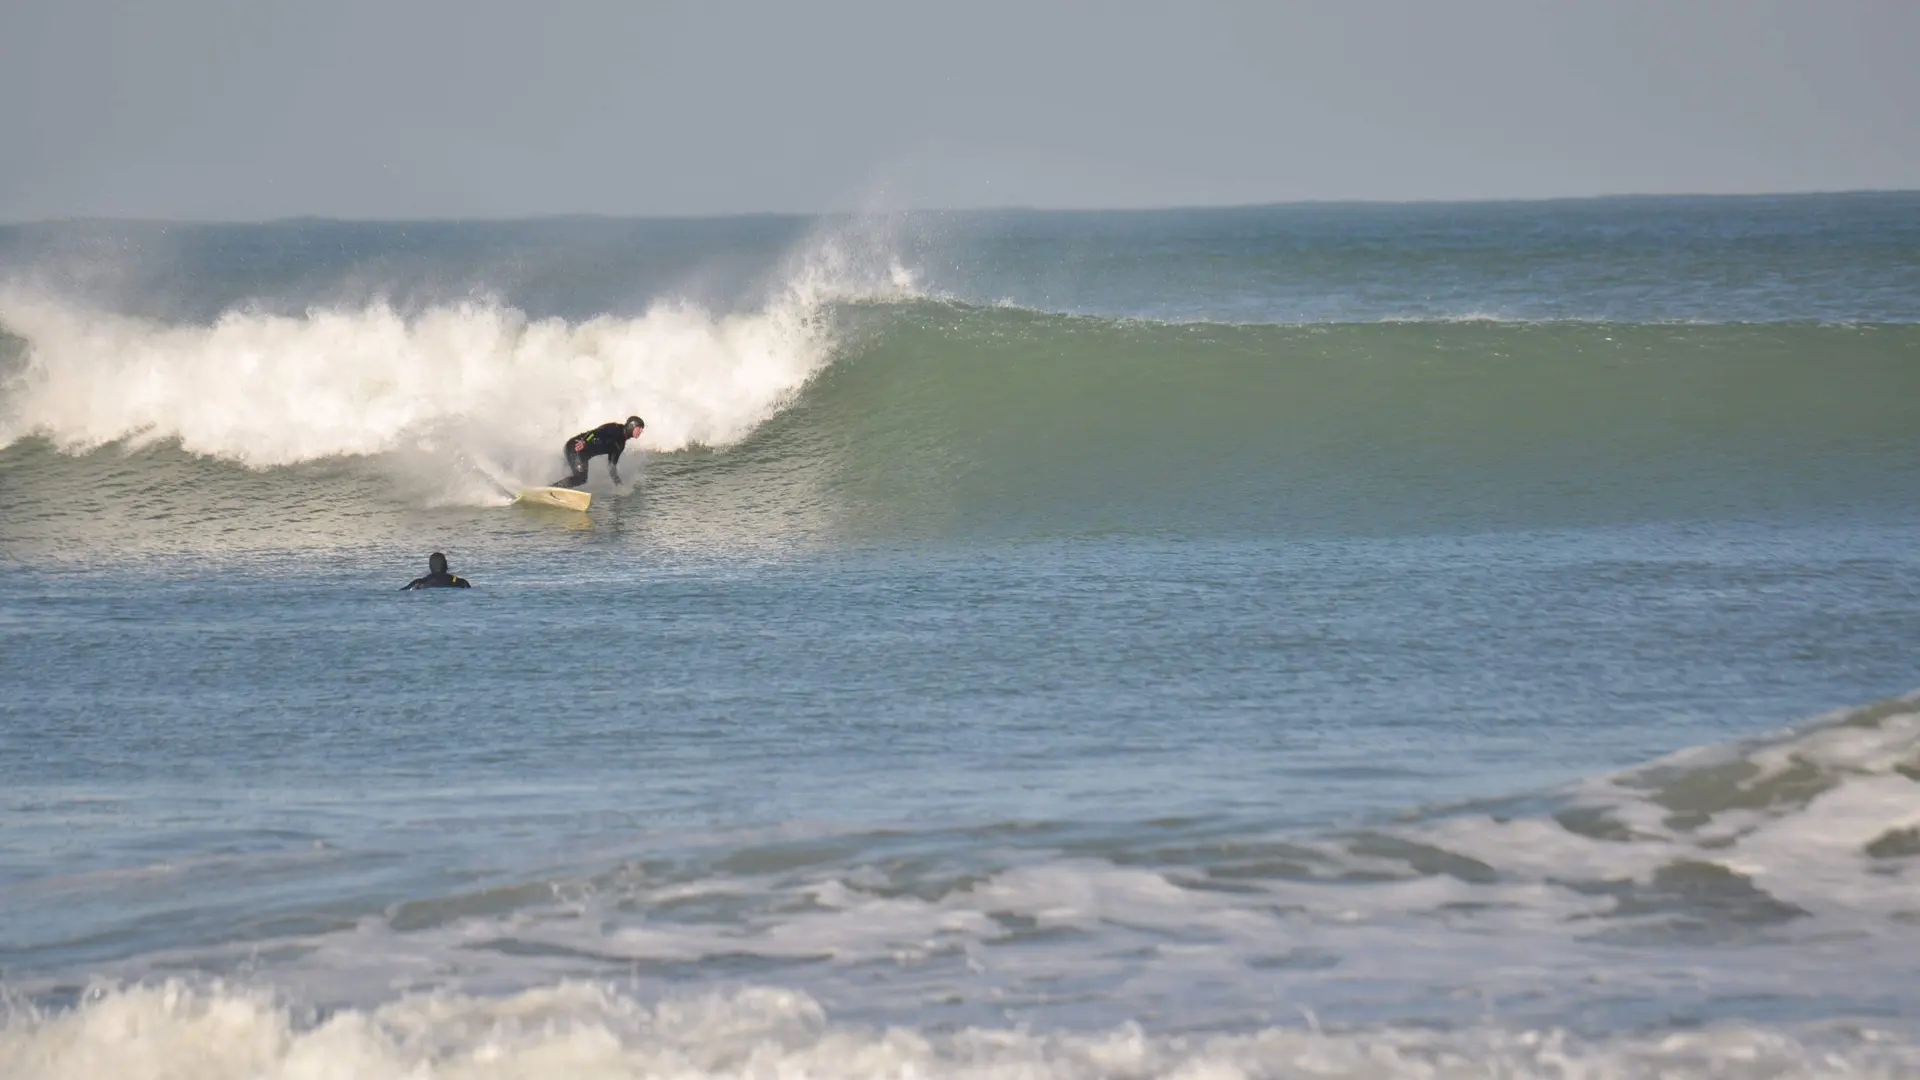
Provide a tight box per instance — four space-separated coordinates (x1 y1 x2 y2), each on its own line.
0 291 822 493
6 700 1917 1062
1394 695 1920 923
0 226 921 502
3 980 1915 1080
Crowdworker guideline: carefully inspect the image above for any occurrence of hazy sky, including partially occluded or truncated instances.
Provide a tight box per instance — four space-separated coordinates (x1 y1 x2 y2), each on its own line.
2 0 1916 221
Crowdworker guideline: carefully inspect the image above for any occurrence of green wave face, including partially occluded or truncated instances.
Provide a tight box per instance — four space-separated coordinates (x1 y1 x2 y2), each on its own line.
709 307 1920 542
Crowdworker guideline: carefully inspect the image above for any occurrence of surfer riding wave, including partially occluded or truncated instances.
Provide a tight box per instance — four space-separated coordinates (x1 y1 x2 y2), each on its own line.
553 416 644 489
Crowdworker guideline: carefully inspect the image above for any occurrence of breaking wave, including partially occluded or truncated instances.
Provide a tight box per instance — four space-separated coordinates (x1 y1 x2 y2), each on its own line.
5 981 1916 1080
6 693 1920 1077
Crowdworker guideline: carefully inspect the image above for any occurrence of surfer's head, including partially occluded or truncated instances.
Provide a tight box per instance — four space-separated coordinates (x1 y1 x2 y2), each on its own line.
428 552 448 575
626 416 645 438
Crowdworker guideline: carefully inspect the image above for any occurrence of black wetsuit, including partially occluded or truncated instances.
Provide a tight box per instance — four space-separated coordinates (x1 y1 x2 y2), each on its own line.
554 422 633 489
401 553 471 590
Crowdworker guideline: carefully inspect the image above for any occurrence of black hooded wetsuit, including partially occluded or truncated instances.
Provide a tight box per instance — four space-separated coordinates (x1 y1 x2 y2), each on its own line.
554 422 634 489
402 552 471 590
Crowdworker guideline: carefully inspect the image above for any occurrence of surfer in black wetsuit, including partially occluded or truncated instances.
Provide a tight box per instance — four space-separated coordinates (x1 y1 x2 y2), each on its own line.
401 552 471 590
553 415 644 489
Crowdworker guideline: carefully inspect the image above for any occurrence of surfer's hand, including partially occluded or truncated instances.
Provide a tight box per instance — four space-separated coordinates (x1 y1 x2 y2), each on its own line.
610 468 621 484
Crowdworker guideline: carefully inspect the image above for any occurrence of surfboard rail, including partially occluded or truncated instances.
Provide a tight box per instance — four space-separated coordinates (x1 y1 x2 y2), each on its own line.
513 486 592 512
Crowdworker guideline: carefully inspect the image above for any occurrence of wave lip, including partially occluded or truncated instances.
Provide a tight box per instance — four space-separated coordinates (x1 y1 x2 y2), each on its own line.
0 288 828 463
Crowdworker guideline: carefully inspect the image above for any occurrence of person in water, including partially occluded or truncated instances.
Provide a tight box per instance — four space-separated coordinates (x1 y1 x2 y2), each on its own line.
401 552 471 590
553 415 645 489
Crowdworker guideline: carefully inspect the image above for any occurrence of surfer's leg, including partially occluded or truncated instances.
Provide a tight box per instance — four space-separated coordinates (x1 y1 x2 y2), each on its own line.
553 446 590 488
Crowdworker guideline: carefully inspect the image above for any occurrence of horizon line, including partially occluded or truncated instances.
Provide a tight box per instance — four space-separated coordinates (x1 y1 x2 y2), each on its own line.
3 187 1918 230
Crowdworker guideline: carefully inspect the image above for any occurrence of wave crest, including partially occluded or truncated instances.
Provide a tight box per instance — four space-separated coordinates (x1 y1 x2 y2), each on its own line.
0 217 928 499
0 287 825 469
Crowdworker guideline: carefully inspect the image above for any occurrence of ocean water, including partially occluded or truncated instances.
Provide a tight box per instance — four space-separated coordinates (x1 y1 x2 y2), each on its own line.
2 194 1920 1078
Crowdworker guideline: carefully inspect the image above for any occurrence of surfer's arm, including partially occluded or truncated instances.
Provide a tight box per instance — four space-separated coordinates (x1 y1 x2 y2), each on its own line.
606 442 623 483
452 576 471 588
400 578 423 591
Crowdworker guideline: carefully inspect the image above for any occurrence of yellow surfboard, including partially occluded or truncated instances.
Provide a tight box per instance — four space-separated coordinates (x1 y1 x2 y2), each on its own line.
513 486 592 512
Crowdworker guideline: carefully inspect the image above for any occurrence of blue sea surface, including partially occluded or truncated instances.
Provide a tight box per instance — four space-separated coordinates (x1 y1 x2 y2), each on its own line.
3 195 1919 1077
